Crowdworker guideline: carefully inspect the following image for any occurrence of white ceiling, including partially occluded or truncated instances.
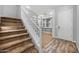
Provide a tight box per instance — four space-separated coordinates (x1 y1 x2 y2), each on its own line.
29 5 60 9
25 5 63 15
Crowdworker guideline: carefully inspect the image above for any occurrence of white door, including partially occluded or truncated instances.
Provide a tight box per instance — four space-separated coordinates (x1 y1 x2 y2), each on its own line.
57 7 73 40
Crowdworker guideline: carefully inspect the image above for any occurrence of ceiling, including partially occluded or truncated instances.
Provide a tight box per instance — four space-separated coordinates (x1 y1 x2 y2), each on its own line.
25 5 64 15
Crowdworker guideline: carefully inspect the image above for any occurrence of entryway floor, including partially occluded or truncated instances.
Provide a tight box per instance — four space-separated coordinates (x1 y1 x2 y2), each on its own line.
42 32 78 53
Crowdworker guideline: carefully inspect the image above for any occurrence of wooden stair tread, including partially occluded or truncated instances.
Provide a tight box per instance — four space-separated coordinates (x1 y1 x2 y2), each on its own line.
0 26 25 30
0 29 26 33
24 47 38 53
8 42 34 53
1 17 21 21
0 38 30 49
2 19 22 23
0 33 28 40
1 26 24 28
0 17 38 53
1 21 23 26
1 26 25 28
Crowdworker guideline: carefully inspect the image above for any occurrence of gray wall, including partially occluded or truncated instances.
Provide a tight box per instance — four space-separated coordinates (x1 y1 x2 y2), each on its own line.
0 5 3 16
77 6 79 48
73 6 77 42
0 5 20 18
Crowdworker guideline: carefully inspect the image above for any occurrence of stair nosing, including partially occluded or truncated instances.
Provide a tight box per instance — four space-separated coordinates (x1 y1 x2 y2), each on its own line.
1 26 24 28
0 29 26 33
2 20 22 23
1 17 21 20
0 33 28 40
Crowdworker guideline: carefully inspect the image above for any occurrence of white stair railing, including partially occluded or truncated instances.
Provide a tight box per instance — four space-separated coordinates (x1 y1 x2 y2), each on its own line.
21 6 42 52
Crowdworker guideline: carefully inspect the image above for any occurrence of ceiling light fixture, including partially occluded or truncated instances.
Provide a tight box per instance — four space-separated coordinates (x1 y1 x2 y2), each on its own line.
26 5 31 9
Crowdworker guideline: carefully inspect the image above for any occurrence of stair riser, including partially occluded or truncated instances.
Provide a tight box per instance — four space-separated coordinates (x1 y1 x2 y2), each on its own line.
0 30 27 37
0 35 29 44
1 18 21 22
1 22 23 26
1 27 25 30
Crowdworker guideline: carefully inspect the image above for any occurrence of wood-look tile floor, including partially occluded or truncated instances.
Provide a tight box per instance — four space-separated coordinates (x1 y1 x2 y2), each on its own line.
42 32 53 48
42 32 78 53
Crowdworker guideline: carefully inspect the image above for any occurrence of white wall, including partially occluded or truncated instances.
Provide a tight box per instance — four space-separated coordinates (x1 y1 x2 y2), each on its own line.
0 5 3 16
54 6 74 41
77 6 79 48
73 6 77 42
0 5 20 18
17 5 21 19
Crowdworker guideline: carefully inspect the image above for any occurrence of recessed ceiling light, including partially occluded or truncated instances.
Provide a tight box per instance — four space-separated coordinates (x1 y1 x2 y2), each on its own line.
26 6 31 9
49 11 53 15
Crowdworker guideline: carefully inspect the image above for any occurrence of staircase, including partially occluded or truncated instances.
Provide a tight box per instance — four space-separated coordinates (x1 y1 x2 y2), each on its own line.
0 17 38 53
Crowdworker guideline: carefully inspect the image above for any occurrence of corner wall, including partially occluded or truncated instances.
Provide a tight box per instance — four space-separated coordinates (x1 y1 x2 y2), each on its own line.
77 6 79 48
0 5 20 19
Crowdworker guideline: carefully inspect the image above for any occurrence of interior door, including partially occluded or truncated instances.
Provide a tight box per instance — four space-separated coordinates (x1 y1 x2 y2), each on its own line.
57 7 73 40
